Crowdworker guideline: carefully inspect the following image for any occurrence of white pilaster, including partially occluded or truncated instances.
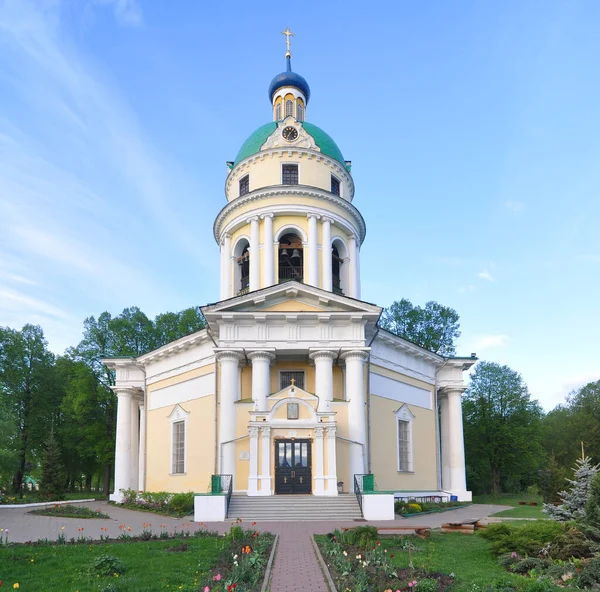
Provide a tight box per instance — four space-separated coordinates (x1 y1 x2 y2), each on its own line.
217 351 244 483
348 234 359 299
138 401 146 492
220 234 232 300
341 350 369 483
321 217 332 291
248 427 259 496
261 213 275 287
130 395 139 491
249 217 260 292
260 426 272 494
248 351 275 411
307 213 319 287
325 426 338 495
309 350 337 412
314 427 325 495
110 388 133 502
440 388 468 497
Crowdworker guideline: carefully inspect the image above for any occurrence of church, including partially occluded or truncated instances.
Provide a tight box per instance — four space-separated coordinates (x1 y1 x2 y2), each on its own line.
104 33 474 515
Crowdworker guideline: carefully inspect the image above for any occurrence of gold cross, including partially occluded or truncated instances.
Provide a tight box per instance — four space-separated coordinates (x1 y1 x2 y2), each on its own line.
281 27 294 57
290 378 295 386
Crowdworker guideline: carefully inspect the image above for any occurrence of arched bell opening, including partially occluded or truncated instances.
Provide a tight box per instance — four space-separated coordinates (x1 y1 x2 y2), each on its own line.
331 238 349 296
233 238 250 295
278 233 304 284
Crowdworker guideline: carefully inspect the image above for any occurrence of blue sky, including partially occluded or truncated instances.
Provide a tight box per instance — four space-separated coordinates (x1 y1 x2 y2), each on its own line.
1 0 599 410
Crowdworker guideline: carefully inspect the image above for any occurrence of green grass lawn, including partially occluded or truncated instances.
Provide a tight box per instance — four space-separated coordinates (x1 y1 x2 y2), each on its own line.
0 537 223 591
473 493 547 519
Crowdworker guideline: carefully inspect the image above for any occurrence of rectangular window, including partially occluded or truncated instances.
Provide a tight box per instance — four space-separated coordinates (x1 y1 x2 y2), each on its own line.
282 164 298 185
280 370 305 390
398 420 411 472
172 420 185 474
239 175 249 196
331 176 340 196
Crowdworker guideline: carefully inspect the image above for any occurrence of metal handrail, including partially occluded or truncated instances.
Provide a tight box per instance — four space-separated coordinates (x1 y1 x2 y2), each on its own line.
223 474 233 516
354 474 364 517
209 474 233 517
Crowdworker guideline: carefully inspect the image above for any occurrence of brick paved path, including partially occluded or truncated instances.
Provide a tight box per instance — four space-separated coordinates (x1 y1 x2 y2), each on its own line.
0 502 510 591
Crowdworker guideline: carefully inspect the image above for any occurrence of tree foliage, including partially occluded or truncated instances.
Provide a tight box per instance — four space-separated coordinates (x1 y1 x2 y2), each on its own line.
463 361 544 495
379 298 461 356
40 429 66 500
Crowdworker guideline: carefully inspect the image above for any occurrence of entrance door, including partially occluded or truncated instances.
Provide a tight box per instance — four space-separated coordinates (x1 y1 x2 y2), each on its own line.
275 439 312 494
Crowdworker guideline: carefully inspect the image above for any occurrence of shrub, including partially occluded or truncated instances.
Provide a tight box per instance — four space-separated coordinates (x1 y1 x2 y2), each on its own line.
577 556 600 587
350 525 378 547
119 489 137 505
88 555 126 577
168 492 194 514
526 484 540 497
510 557 549 575
415 578 439 592
480 521 564 556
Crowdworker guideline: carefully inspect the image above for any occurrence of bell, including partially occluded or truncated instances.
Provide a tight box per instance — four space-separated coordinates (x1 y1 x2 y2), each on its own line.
291 249 301 262
280 248 289 258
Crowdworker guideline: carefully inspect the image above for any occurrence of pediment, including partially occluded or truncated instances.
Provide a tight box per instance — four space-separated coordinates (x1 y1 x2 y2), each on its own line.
202 281 382 317
269 384 318 401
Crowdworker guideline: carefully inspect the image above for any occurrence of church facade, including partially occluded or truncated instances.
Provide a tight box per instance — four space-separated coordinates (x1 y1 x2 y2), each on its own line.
105 41 474 505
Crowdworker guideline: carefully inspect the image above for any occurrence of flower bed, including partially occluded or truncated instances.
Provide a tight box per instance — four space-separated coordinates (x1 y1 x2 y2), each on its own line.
115 488 194 517
394 500 469 516
198 521 275 592
29 504 109 519
316 526 454 592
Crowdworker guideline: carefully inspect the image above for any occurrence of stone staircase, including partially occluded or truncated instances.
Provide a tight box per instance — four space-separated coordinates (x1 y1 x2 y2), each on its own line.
227 494 363 521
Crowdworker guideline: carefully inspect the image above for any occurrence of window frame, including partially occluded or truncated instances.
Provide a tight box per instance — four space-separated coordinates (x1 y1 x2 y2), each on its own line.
169 405 189 476
296 103 304 121
395 405 415 473
285 99 293 118
281 163 299 185
239 174 249 197
275 103 282 120
279 369 306 391
331 175 341 196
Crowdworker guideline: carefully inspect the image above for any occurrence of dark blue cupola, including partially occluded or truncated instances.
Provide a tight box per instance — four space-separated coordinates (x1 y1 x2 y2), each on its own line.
268 56 311 104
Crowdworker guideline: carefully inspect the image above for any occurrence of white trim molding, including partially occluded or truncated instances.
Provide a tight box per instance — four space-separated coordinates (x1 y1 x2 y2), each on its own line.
395 404 415 473
169 404 189 475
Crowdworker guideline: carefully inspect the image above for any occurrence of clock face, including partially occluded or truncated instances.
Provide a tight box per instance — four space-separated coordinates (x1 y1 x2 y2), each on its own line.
282 126 299 141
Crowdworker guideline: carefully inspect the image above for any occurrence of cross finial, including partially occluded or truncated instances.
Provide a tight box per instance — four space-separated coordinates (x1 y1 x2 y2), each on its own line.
290 377 295 386
281 27 294 58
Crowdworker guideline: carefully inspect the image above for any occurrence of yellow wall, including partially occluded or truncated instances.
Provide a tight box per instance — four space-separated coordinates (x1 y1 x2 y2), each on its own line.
147 364 215 393
145 395 215 493
369 394 439 491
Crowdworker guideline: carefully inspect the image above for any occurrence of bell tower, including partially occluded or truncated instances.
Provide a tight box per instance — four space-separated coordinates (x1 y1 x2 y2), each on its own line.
215 32 365 300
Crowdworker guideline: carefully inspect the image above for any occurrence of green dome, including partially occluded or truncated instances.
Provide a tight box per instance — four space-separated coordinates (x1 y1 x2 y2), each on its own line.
233 121 346 168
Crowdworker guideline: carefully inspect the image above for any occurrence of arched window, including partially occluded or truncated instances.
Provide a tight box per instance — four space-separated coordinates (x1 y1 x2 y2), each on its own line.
285 99 293 118
296 103 304 121
278 233 303 284
275 103 282 120
332 246 343 295
238 244 250 294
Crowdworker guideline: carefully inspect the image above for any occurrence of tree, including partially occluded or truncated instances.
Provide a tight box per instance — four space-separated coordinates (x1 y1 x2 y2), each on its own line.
543 456 598 521
39 429 66 500
379 299 461 356
538 454 569 503
585 471 600 527
463 361 544 495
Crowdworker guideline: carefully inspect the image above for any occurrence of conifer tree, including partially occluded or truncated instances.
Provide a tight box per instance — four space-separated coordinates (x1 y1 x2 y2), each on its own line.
543 456 599 521
40 430 66 500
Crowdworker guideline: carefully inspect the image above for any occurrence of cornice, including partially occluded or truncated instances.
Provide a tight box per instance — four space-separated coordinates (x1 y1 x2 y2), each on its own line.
213 186 366 245
136 330 211 365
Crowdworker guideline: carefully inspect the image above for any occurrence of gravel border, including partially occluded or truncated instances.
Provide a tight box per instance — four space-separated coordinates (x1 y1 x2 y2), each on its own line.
0 499 96 509
311 534 337 592
260 533 279 592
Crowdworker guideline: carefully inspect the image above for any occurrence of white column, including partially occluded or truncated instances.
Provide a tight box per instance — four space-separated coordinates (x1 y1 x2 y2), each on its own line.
130 395 139 491
217 351 244 482
314 427 325 495
260 426 272 494
355 243 361 300
248 351 275 411
261 213 274 287
439 394 451 491
248 427 259 496
321 217 332 291
138 401 146 492
310 350 337 412
307 213 319 286
110 389 133 502
220 234 232 300
441 389 468 496
325 426 338 495
249 217 260 292
348 234 359 298
341 350 369 483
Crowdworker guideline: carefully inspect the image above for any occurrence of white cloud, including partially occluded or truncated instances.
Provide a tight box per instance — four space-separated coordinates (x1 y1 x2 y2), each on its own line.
477 270 495 282
0 287 69 320
93 0 143 27
505 200 525 213
470 334 510 351
458 284 475 293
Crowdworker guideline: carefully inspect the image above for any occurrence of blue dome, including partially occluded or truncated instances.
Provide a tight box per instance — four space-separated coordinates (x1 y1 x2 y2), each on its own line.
268 57 311 104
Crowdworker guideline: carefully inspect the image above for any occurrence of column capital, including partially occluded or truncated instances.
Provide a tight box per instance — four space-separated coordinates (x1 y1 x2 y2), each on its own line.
215 350 245 363
249 426 260 438
261 426 271 438
247 350 276 363
321 216 334 225
260 212 274 220
307 212 321 220
246 215 260 223
112 386 143 400
340 349 370 362
438 386 467 398
326 426 336 439
315 426 325 438
309 349 338 362
220 232 232 246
